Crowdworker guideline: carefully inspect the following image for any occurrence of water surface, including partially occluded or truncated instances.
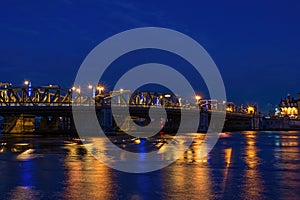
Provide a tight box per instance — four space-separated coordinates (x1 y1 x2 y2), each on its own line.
0 131 300 200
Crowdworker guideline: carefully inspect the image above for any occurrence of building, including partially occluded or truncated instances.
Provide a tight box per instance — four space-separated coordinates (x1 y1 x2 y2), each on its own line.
278 94 300 119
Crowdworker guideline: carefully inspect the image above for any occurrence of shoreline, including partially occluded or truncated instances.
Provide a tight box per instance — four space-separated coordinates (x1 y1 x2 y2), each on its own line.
1 128 300 138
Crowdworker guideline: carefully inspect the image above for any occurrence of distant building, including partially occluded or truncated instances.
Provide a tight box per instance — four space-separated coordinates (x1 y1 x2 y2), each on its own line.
278 94 300 119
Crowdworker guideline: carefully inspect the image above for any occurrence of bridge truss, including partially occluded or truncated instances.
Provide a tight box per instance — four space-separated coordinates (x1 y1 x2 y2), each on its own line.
0 85 253 114
0 86 189 108
0 86 72 106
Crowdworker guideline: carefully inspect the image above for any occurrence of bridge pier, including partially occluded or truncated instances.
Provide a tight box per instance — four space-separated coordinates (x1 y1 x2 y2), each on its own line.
39 116 61 133
37 115 75 134
3 114 35 134
199 111 209 132
0 114 75 134
97 107 113 132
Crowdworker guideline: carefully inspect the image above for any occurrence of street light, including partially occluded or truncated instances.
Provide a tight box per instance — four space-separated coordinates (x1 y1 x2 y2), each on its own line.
97 86 104 94
247 106 255 115
24 80 30 85
88 84 96 98
24 80 32 97
195 95 202 105
195 95 201 101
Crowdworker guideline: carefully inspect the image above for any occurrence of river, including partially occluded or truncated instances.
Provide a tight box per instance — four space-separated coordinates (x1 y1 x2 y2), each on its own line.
0 131 300 200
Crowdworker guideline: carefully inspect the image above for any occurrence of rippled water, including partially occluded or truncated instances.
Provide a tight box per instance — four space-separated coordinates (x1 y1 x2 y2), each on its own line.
0 131 300 200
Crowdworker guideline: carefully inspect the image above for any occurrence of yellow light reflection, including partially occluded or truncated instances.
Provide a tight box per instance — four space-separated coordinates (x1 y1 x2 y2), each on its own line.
278 133 299 147
242 131 264 199
0 143 6 153
163 136 213 199
224 148 232 167
221 147 233 195
63 139 114 199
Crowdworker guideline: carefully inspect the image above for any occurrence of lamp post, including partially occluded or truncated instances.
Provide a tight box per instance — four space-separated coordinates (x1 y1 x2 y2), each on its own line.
24 80 32 97
195 95 203 110
88 84 96 98
72 86 81 105
195 95 201 104
96 86 104 95
88 85 96 106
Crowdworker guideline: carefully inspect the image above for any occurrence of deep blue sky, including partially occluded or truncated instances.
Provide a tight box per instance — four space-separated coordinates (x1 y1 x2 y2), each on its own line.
0 0 300 113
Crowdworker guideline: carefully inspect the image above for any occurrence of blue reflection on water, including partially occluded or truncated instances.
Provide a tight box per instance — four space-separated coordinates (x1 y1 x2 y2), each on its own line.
20 160 34 187
0 131 300 199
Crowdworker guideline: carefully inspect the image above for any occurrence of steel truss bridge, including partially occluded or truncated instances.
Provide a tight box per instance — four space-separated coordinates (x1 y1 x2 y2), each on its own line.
0 85 256 134
0 85 251 111
0 86 183 107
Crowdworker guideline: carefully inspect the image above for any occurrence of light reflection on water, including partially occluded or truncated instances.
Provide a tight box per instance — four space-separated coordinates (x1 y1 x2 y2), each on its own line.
0 131 300 199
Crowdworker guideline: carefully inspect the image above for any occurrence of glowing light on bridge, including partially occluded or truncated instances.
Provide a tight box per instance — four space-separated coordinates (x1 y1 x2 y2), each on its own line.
97 86 104 92
24 80 30 85
195 95 201 100
24 80 32 97
195 95 202 104
226 107 233 112
247 106 255 115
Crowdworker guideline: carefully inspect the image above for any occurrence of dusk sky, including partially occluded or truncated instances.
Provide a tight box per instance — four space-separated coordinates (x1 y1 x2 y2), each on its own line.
1 0 300 113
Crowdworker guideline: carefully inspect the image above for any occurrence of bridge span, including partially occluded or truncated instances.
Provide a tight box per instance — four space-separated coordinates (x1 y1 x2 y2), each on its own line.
0 85 259 134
